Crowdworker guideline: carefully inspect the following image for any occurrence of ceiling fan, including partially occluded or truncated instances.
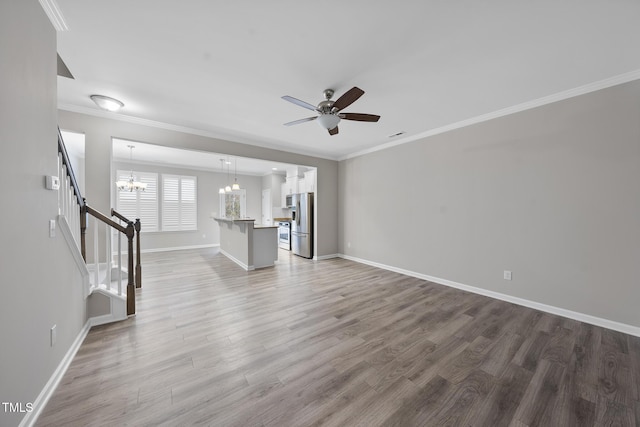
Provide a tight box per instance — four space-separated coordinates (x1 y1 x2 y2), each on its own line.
282 87 380 136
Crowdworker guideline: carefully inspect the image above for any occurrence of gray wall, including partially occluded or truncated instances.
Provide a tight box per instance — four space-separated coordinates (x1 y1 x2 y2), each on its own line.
58 111 339 257
339 80 640 328
0 2 87 426
114 160 262 251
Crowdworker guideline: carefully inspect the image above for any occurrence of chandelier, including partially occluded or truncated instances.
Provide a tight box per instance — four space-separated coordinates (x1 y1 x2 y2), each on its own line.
116 145 147 192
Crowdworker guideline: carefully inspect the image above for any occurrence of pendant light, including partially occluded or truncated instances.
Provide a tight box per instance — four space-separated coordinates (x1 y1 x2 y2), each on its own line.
218 159 225 194
232 157 241 190
224 158 232 193
116 145 147 192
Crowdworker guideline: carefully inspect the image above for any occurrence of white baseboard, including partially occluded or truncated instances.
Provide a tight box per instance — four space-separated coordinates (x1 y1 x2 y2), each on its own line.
339 254 640 338
220 249 254 271
314 253 341 261
20 320 91 427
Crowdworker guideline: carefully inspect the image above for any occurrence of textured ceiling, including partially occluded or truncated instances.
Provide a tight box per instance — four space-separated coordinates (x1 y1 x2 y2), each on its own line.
55 1 640 160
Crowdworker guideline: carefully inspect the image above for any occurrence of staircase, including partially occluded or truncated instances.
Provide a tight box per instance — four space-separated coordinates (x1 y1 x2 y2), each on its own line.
57 128 142 326
85 264 128 326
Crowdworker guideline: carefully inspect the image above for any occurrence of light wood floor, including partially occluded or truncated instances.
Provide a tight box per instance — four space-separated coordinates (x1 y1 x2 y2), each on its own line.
37 248 640 426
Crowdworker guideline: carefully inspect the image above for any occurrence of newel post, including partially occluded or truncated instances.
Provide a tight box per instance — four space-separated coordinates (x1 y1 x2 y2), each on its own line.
134 218 142 289
80 199 87 262
125 221 136 316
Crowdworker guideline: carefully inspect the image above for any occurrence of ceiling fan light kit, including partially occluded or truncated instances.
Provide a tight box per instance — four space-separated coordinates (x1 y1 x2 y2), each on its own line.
317 114 340 130
282 86 380 136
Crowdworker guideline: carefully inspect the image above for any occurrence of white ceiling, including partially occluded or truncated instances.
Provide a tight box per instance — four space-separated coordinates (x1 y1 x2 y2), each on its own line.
55 1 640 160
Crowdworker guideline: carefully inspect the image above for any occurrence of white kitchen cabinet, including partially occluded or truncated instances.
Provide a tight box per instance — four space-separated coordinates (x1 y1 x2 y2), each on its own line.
304 169 316 193
270 174 283 208
281 182 287 207
298 178 306 193
281 176 299 206
286 176 298 194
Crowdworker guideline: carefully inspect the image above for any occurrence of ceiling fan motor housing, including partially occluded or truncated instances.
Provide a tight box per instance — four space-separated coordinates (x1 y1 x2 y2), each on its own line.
317 99 335 113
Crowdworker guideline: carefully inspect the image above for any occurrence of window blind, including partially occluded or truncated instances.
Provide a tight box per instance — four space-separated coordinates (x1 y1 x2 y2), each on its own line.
116 170 158 232
162 174 197 231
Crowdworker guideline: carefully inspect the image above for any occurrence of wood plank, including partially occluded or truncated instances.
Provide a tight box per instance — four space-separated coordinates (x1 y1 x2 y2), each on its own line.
34 248 640 427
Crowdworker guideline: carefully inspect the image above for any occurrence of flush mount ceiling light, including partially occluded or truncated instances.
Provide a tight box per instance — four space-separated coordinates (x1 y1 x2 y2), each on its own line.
90 94 124 112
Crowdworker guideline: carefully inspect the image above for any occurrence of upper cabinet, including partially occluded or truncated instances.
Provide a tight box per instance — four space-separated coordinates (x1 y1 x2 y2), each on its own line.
304 169 316 193
281 176 299 207
280 168 317 206
287 176 298 194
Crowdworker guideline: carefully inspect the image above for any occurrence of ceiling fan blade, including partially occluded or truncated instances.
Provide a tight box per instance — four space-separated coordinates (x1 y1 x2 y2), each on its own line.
283 116 317 126
339 113 381 122
328 126 339 136
332 87 365 111
282 96 318 112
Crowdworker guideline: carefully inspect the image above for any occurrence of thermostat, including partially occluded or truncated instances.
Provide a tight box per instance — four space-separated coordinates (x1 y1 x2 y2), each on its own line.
46 175 60 190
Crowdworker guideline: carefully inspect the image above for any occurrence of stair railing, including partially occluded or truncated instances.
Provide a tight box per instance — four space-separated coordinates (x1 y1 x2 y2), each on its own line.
111 209 142 289
58 128 138 316
82 205 136 315
57 128 83 249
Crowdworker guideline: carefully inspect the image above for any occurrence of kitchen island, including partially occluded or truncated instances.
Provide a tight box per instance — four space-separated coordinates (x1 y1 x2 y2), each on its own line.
212 217 278 270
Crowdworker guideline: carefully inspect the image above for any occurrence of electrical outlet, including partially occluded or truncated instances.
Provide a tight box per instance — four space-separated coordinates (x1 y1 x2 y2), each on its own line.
503 270 512 281
49 219 56 238
347 242 351 248
50 325 57 347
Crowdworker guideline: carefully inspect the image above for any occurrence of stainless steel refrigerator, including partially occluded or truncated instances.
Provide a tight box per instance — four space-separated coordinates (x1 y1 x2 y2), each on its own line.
291 192 314 258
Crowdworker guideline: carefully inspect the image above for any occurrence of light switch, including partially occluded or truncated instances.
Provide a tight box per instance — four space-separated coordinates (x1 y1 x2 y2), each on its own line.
49 219 56 238
50 324 57 347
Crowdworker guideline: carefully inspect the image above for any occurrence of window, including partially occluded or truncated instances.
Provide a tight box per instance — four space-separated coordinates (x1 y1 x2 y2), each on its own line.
116 170 158 232
162 175 197 231
219 189 246 219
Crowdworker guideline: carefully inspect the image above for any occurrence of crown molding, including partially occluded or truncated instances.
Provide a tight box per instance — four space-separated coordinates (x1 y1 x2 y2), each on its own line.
39 0 68 31
339 70 640 161
57 104 339 161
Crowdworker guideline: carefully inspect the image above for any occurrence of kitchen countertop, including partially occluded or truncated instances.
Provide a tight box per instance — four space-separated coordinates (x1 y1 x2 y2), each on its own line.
211 217 255 223
212 217 277 229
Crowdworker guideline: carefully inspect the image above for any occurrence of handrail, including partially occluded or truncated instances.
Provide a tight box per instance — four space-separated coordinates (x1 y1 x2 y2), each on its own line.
86 205 127 234
111 209 129 223
57 127 84 209
83 204 136 315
